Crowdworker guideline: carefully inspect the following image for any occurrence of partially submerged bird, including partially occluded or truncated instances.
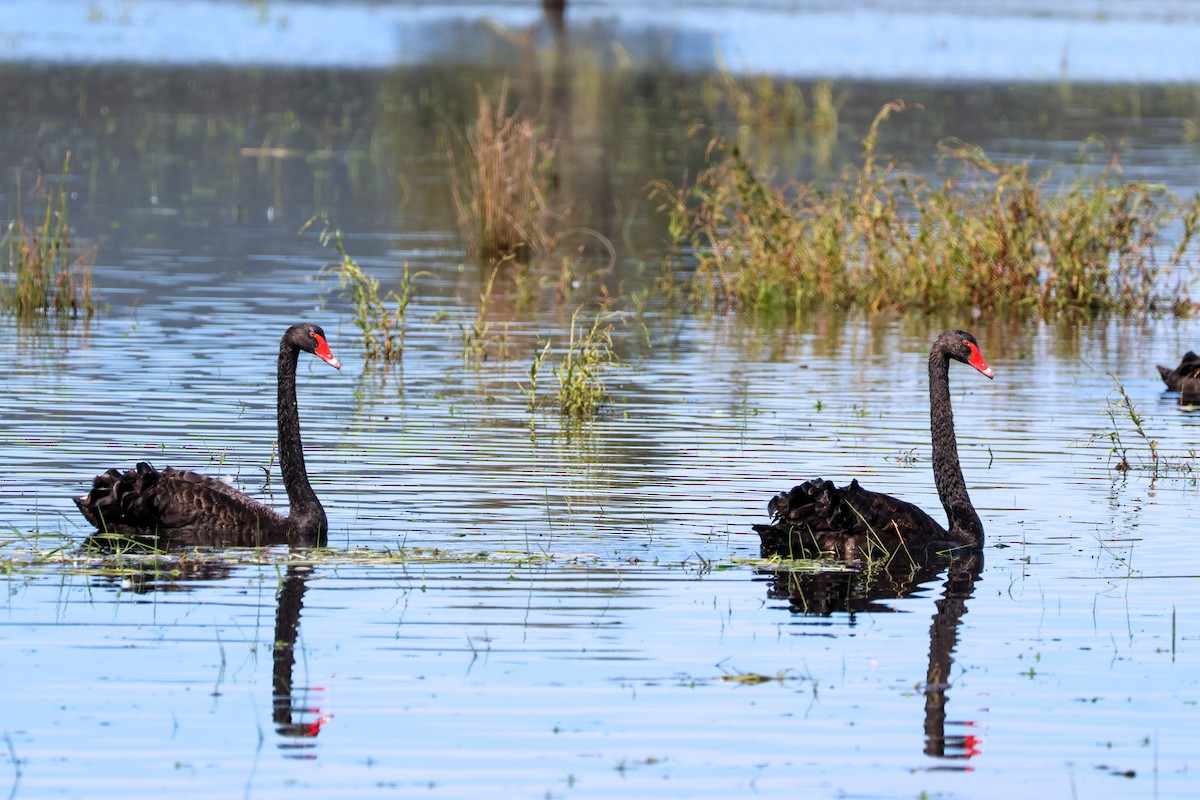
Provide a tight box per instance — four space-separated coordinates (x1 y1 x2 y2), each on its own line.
1157 351 1200 392
75 322 341 547
754 331 994 564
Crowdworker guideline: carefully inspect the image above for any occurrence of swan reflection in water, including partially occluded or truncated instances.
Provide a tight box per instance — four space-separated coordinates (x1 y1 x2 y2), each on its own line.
270 564 333 747
88 541 331 752
760 551 983 764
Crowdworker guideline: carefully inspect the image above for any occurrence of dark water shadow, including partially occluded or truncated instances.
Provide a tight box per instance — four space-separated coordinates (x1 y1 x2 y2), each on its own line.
84 539 331 754
761 551 983 764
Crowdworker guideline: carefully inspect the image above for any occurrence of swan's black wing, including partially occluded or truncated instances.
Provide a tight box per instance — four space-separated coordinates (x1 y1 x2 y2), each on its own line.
75 461 285 545
753 478 948 563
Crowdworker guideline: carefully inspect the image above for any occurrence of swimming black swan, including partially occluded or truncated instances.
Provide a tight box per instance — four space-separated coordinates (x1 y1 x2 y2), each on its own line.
754 330 994 563
1157 351 1200 391
75 322 341 547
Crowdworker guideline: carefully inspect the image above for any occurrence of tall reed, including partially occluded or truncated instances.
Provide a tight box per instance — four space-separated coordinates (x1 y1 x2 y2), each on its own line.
448 83 557 262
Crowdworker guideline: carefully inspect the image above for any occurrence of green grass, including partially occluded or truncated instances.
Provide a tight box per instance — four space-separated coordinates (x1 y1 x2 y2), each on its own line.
698 68 843 171
654 101 1200 317
2 153 95 318
553 306 621 421
1096 373 1196 481
308 215 421 363
460 266 500 364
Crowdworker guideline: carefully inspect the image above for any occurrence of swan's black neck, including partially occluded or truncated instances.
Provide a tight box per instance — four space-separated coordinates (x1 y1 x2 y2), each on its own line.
278 339 326 539
928 344 983 546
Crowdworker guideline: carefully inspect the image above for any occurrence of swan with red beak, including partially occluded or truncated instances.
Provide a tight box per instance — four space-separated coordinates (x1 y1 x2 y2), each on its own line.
755 330 995 563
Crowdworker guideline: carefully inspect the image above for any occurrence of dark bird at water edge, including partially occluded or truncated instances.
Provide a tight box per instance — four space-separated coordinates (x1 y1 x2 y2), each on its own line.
753 330 994 564
75 322 341 548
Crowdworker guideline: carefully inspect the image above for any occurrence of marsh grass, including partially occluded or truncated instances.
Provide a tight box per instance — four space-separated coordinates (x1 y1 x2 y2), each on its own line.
554 307 621 420
449 83 558 263
308 216 422 363
654 101 1200 317
522 339 553 415
514 306 623 423
1103 373 1158 475
0 526 74 566
1096 373 1189 480
2 154 96 318
1095 373 1196 481
459 266 502 364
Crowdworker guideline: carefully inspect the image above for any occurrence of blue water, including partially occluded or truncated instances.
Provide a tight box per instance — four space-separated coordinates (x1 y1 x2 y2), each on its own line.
1 2 1200 798
7 0 1200 81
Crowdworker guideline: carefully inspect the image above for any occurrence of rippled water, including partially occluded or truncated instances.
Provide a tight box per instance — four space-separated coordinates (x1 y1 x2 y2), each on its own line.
3 2 1200 798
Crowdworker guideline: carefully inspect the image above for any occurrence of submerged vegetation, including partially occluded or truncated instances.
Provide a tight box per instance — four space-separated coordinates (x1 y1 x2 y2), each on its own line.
656 101 1200 317
1 154 95 319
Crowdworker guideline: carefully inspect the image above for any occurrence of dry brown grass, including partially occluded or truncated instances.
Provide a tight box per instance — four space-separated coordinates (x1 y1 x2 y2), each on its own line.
449 84 557 263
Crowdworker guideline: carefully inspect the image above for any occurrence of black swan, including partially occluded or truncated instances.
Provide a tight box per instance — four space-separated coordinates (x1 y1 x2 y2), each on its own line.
1157 351 1200 391
754 330 994 563
75 322 341 547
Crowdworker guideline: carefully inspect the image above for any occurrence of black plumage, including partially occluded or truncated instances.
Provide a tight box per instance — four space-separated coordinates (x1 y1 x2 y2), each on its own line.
754 331 994 563
1157 351 1200 391
75 323 340 547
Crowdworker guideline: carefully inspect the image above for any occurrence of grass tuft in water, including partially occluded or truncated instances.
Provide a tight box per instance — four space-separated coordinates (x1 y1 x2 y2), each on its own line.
460 266 500 364
522 338 553 415
554 306 621 421
654 101 1200 317
2 153 95 318
448 83 558 263
1103 373 1158 476
1097 373 1196 481
308 215 422 363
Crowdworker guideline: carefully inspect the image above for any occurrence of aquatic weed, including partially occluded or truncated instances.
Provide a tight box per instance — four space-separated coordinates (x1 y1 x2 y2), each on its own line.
521 338 553 416
2 153 95 319
307 215 422 363
460 266 500 364
554 306 622 421
1095 373 1198 481
654 101 1200 317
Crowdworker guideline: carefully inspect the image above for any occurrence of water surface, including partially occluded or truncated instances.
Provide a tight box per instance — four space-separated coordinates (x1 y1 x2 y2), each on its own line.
2 2 1200 798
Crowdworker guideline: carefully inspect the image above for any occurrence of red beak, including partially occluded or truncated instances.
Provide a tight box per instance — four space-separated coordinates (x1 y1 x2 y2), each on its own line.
965 341 993 379
313 333 341 370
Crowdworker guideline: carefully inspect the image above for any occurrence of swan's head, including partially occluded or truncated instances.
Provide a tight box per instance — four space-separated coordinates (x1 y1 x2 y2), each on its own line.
941 330 993 379
288 323 341 370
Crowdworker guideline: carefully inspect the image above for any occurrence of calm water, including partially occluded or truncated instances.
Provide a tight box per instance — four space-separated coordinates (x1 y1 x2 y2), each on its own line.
2 2 1200 798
